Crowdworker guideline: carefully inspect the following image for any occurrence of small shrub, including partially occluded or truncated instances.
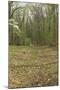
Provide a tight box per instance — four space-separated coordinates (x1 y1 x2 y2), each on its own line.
25 38 31 46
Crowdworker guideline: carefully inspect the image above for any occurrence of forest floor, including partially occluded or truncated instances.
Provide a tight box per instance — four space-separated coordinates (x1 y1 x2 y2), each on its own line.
8 46 58 88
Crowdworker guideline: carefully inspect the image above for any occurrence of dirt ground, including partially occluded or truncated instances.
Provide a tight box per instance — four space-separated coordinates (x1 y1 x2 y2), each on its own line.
8 46 58 88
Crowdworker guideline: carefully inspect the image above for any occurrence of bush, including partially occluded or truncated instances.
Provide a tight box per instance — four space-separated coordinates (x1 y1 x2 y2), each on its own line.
25 38 31 46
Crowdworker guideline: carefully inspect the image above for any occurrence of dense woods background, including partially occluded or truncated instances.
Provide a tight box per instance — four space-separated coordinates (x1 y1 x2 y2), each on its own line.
8 1 58 46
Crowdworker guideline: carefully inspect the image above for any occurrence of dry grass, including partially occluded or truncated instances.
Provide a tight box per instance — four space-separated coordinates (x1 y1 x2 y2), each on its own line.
8 46 58 88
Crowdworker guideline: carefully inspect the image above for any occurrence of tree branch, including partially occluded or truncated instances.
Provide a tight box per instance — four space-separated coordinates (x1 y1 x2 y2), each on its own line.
10 7 24 18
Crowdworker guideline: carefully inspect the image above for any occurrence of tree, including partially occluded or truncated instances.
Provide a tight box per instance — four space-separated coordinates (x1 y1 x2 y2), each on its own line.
8 2 58 47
